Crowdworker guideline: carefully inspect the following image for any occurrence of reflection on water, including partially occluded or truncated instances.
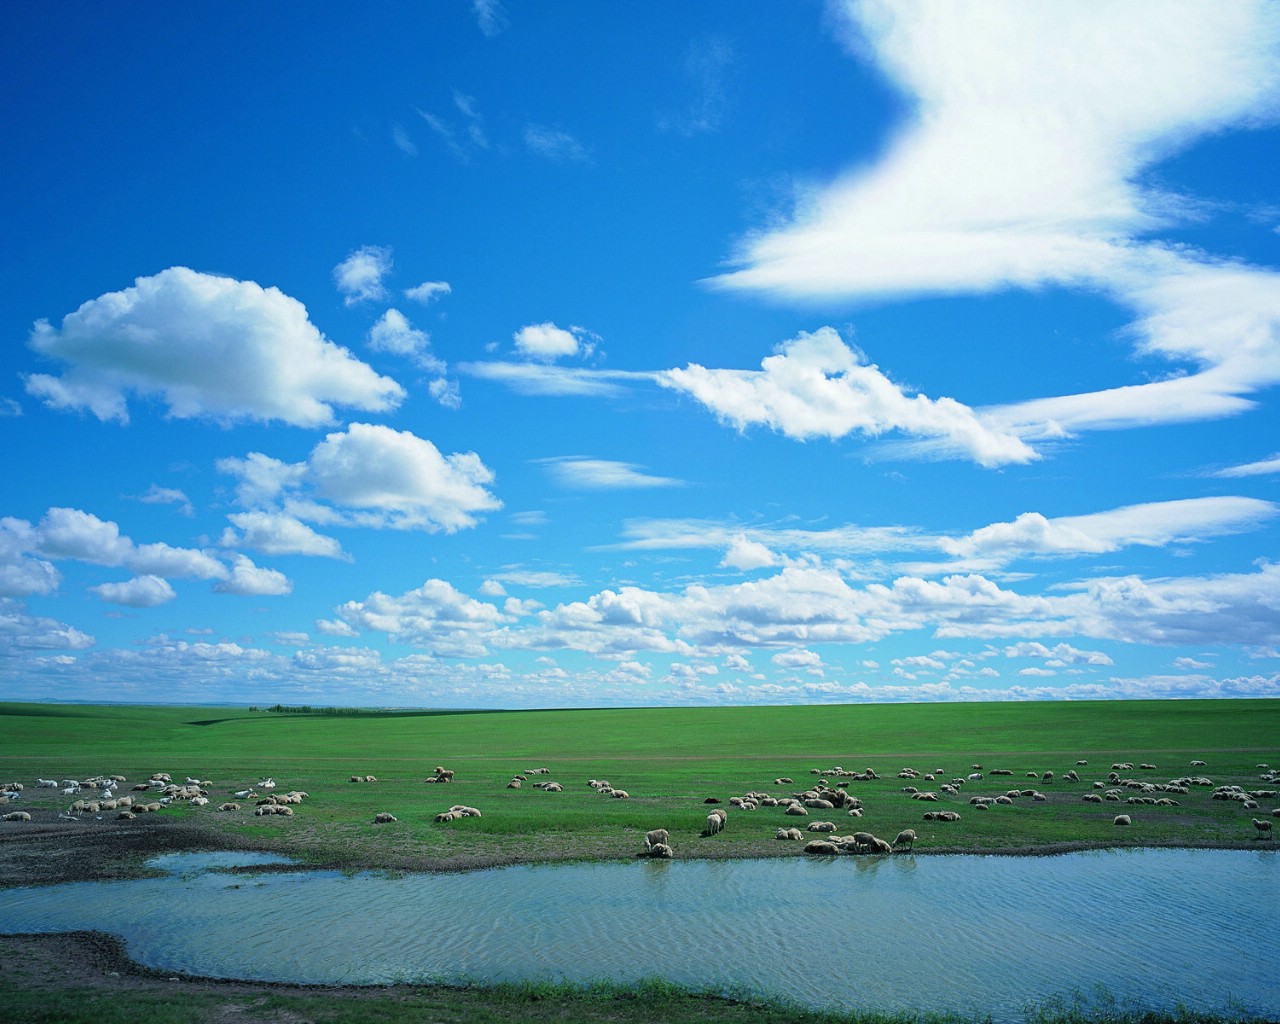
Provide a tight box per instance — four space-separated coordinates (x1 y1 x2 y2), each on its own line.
0 848 1274 1022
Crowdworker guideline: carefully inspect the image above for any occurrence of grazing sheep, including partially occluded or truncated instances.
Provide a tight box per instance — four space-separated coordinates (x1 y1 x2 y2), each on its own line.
807 821 837 833
1114 814 1132 826
507 780 522 789
645 842 674 859
435 810 461 822
1251 818 1273 838
892 829 917 851
785 804 809 816
867 836 893 854
704 808 727 836
803 839 840 855
219 802 240 812
2 811 31 822
611 789 630 799
374 812 398 824
643 828 670 850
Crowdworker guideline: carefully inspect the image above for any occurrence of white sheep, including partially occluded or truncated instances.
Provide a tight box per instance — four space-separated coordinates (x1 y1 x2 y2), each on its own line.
374 812 398 823
2 811 31 822
646 842 674 859
1251 817 1273 838
1114 814 1132 826
704 809 727 835
643 828 670 850
893 828 917 851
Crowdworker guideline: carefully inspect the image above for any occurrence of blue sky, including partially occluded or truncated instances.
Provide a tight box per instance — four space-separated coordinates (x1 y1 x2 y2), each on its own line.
2 1 1279 708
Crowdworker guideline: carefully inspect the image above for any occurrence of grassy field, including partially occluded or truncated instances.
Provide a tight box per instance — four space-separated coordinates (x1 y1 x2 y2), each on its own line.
1 699 1277 871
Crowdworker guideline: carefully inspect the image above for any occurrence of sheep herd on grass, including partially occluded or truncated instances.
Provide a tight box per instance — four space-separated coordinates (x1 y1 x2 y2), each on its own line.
5 755 1277 869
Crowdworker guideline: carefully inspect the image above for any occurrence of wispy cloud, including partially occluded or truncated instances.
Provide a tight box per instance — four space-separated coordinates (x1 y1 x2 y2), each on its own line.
524 124 590 163
419 92 489 161
1214 452 1280 477
473 0 507 38
710 1 1280 449
540 457 682 490
658 37 735 135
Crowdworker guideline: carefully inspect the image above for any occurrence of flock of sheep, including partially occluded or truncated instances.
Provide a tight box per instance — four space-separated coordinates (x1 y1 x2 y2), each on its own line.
3 755 1276 864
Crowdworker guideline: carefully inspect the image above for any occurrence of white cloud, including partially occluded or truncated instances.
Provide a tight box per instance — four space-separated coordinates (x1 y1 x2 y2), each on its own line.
0 519 59 597
720 534 778 571
136 485 193 517
391 123 417 156
1215 452 1280 477
941 497 1276 562
460 361 646 397
334 245 392 306
213 554 293 596
1004 641 1113 666
25 267 403 427
218 425 500 539
330 578 511 656
367 308 445 372
524 125 590 162
658 37 734 136
404 280 451 304
428 377 462 410
28 508 225 581
221 511 346 559
658 328 1037 467
307 423 501 532
473 0 507 37
0 605 93 651
708 2 1280 450
717 1 1280 301
419 92 489 161
513 321 595 361
89 574 176 608
541 457 681 490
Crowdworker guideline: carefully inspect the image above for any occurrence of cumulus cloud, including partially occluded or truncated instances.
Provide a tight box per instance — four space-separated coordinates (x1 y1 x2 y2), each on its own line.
89 574 176 608
136 485 194 517
0 604 93 652
720 535 778 571
334 245 392 306
513 322 596 361
219 424 501 544
940 497 1277 562
367 308 446 373
1004 641 1113 666
25 267 404 427
26 508 225 581
658 328 1037 467
404 280 451 304
328 578 511 656
213 555 293 596
0 519 60 597
541 457 682 490
221 511 347 560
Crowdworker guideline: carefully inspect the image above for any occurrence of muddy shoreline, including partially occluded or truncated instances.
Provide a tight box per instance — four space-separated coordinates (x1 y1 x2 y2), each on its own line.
0 814 1265 891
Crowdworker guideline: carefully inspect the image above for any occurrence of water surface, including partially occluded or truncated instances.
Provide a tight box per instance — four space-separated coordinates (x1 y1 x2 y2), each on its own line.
1 848 1274 1022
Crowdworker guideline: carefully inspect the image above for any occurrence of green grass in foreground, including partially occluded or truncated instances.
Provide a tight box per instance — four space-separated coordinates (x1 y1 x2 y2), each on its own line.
0 699 1277 871
0 976 1269 1024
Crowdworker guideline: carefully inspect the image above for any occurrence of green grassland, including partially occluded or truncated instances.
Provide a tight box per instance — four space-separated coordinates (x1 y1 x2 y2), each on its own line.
1 699 1277 872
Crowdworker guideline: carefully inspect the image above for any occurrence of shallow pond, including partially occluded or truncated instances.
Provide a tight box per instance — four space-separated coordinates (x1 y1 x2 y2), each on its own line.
1 848 1275 1022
